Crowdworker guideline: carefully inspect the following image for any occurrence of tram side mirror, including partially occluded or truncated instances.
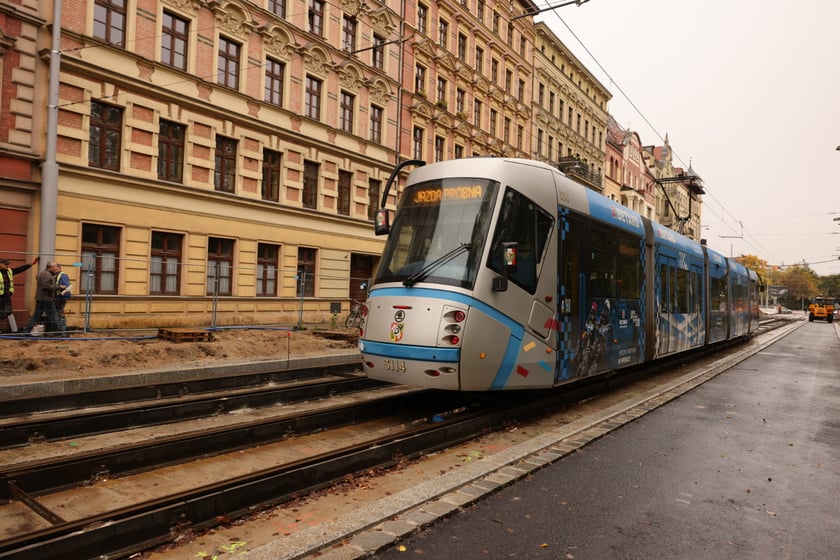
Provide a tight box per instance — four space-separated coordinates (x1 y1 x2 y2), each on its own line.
374 208 390 235
492 242 518 292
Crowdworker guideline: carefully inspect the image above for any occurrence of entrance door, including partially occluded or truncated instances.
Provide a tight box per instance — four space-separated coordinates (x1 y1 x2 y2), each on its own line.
349 254 376 303
558 212 585 382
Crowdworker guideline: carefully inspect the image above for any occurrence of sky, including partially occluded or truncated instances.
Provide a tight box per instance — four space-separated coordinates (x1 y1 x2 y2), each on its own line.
536 0 840 276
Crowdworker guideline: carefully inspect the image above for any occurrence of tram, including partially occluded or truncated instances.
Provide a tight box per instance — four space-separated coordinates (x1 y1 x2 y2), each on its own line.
358 158 761 391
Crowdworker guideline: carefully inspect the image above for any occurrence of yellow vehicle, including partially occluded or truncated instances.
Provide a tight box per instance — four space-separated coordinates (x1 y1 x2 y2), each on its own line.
808 296 835 323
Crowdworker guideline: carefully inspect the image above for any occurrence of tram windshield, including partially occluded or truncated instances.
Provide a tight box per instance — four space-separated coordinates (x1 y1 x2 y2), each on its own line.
375 178 499 289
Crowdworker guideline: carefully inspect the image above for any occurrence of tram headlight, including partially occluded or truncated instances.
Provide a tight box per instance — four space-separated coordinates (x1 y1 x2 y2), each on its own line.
447 335 460 345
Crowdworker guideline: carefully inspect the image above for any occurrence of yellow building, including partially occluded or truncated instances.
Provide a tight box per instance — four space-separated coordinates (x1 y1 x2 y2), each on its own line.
3 1 655 330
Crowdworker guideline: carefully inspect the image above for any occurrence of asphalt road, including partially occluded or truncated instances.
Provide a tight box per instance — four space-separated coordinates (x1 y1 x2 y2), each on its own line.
374 322 840 560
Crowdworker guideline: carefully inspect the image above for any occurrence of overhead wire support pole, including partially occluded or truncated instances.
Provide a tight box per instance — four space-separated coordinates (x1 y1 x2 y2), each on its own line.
512 0 591 21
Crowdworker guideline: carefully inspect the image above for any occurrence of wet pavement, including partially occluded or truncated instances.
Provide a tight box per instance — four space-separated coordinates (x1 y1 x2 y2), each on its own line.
362 321 840 560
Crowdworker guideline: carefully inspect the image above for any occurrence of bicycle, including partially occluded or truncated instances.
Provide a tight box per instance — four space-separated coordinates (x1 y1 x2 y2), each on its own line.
345 299 364 328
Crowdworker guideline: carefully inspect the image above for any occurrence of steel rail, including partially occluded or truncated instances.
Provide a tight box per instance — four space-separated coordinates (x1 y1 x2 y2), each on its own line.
0 361 360 418
0 375 382 448
0 391 546 560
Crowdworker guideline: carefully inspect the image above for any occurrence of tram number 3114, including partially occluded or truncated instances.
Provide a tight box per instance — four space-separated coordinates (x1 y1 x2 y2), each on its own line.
383 359 407 372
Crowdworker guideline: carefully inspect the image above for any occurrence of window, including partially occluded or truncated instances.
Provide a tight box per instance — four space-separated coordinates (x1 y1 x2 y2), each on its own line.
489 109 497 137
507 23 514 46
505 69 512 92
412 126 423 160
437 77 447 104
456 89 465 113
491 58 498 83
518 79 525 100
305 76 322 120
434 135 444 161
81 224 120 294
93 0 125 46
517 125 523 150
473 99 482 128
308 0 324 35
264 58 285 106
161 11 188 70
340 91 354 133
417 4 428 34
150 231 182 295
537 130 543 156
372 34 385 69
368 178 380 220
503 117 511 144
342 15 356 52
589 228 641 300
338 170 351 216
214 136 237 193
297 247 317 297
415 64 426 94
268 0 285 18
158 120 185 182
256 243 279 296
262 149 281 202
454 144 463 159
477 0 484 22
303 160 318 209
458 33 467 61
474 47 483 74
207 237 234 296
217 36 240 89
488 188 554 294
492 11 500 33
370 105 383 143
438 18 448 48
89 101 122 170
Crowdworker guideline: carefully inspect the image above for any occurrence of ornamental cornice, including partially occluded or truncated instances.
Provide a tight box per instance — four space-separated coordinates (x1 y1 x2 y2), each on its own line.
300 45 333 76
211 1 258 40
337 62 364 91
368 78 392 104
368 7 398 37
163 0 201 14
258 25 296 59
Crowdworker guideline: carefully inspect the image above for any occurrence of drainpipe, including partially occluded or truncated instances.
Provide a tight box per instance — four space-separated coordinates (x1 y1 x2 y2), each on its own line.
40 0 61 263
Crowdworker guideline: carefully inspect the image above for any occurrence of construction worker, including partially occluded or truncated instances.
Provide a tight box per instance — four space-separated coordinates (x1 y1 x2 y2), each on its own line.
0 256 39 332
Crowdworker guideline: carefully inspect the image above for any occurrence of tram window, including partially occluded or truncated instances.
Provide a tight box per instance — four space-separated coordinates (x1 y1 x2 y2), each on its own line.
677 268 689 313
589 227 640 300
711 270 727 311
616 233 640 299
488 187 553 294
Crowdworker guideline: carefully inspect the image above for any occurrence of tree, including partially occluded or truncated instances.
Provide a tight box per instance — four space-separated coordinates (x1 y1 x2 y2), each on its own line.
778 266 819 310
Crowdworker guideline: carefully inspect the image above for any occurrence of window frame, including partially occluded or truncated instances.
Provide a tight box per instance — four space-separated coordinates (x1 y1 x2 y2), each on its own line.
157 119 185 182
150 231 183 295
217 36 240 90
81 223 121 295
161 10 188 70
89 101 123 171
214 136 237 193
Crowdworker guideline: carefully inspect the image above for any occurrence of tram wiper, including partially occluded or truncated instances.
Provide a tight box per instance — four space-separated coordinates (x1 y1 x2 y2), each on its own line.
403 243 471 287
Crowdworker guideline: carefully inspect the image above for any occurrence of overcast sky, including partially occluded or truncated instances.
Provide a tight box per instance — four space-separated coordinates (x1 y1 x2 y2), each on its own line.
537 0 840 276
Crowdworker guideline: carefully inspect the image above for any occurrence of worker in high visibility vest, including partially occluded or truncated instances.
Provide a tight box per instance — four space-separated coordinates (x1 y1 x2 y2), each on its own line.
54 264 72 331
0 256 39 332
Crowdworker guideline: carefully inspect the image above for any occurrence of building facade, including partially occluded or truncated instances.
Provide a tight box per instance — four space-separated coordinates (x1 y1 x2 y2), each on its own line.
3 0 697 330
0 0 44 328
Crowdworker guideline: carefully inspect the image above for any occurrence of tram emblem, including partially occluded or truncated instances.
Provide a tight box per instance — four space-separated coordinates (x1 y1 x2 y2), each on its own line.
394 310 406 322
389 321 404 342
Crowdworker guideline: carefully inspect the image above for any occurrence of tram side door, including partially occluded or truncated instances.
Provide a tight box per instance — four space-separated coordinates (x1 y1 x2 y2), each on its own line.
558 212 585 382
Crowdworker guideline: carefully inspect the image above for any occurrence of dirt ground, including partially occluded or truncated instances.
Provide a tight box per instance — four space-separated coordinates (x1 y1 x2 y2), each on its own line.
0 327 359 379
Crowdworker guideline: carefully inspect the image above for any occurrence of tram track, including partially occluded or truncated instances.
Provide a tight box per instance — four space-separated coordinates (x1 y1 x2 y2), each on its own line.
0 318 796 560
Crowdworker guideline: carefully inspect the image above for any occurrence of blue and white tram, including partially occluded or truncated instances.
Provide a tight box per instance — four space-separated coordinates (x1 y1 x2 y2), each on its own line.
358 158 760 391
